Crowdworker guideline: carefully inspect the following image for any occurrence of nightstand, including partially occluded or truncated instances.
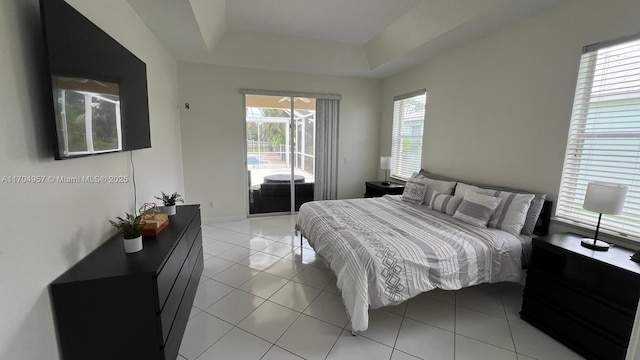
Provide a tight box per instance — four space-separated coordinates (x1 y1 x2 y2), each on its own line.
520 232 640 360
364 181 405 198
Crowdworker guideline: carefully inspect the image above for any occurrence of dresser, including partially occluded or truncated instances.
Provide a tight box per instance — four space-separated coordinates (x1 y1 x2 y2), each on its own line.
521 233 640 360
50 205 203 360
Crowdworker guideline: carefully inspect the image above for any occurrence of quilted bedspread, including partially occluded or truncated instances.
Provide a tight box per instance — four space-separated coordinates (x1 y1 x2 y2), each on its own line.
296 195 524 331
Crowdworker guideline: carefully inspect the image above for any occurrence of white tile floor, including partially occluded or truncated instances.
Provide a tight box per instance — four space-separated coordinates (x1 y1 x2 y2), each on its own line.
178 215 585 360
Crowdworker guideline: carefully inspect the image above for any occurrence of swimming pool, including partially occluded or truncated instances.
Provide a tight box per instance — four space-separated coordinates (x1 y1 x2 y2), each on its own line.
247 156 268 165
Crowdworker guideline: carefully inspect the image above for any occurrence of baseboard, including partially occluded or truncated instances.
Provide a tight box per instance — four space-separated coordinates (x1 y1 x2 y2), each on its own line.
202 215 246 224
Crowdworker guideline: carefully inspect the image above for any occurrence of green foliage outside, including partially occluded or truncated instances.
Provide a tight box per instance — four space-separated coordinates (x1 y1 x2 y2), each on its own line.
63 91 87 152
91 97 118 150
62 91 119 152
246 108 288 152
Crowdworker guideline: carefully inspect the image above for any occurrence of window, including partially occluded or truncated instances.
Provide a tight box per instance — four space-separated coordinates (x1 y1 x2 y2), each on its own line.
556 35 640 239
391 90 427 180
55 77 122 156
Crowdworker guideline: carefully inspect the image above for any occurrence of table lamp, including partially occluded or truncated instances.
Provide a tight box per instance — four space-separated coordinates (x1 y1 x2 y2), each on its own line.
380 157 392 185
581 181 628 251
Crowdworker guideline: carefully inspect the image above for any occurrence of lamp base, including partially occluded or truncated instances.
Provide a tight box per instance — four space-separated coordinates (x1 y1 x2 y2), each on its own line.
580 238 610 251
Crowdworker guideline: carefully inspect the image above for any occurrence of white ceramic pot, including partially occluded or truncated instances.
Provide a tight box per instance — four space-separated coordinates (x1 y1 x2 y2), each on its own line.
123 236 143 253
165 205 176 216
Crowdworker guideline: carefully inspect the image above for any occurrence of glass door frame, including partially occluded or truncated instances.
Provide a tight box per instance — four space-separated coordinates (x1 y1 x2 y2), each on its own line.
242 91 311 217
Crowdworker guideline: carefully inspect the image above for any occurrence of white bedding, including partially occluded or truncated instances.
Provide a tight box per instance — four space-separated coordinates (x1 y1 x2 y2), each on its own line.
296 195 526 331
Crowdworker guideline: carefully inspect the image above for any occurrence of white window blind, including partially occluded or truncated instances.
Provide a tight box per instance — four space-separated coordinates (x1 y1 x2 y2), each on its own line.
556 35 640 239
391 90 426 180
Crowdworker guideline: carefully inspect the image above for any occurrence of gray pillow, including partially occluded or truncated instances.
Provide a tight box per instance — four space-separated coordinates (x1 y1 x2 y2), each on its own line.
430 191 463 215
454 182 478 197
422 170 547 235
475 189 535 235
453 192 501 228
476 185 546 235
418 169 458 182
413 173 457 205
519 194 547 235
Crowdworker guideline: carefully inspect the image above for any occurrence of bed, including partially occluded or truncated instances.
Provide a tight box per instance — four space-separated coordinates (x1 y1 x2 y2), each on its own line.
296 175 551 332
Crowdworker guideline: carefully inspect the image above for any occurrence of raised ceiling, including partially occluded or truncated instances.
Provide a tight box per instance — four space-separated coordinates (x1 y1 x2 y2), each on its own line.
126 0 566 78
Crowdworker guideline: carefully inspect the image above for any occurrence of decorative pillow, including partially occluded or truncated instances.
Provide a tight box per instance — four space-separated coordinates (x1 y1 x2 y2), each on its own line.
419 171 548 235
520 194 547 235
453 182 479 197
453 192 501 228
414 173 457 205
475 189 535 235
430 191 463 215
401 180 427 205
429 179 456 204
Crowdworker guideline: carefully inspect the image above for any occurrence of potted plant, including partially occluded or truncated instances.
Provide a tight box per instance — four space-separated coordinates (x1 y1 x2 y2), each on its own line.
155 191 184 216
109 212 144 253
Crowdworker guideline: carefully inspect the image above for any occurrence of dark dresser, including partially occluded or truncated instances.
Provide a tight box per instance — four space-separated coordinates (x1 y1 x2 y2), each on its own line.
521 232 640 360
50 205 203 360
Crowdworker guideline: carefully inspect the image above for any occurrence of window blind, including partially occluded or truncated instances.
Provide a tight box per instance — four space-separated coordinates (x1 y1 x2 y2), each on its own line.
556 35 640 239
391 90 426 180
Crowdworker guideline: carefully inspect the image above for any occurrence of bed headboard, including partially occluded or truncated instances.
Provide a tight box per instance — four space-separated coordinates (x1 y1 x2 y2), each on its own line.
533 200 553 236
419 169 553 237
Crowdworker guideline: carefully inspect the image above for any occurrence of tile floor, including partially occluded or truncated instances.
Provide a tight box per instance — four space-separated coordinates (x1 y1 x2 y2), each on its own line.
179 215 585 360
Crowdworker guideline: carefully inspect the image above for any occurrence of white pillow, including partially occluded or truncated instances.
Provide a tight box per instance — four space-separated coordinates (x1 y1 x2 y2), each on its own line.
430 191 463 215
401 179 427 205
453 192 501 228
475 188 535 235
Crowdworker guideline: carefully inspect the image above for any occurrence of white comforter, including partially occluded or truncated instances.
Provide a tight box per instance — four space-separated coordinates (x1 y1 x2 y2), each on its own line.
296 195 524 331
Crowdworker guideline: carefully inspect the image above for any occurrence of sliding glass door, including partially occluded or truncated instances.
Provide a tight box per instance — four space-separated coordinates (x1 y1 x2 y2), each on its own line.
245 94 316 215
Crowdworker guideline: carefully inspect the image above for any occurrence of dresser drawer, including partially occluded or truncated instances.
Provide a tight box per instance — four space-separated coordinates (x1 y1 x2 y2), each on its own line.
525 270 633 340
185 211 201 250
156 234 189 309
521 295 627 360
163 250 203 360
187 230 202 272
159 255 191 343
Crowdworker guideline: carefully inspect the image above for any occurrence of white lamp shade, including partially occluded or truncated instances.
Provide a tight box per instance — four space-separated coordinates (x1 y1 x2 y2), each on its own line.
583 182 628 215
380 156 392 170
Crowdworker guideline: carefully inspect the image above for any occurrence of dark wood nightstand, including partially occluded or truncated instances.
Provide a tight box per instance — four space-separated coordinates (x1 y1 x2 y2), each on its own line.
521 232 640 360
364 181 405 198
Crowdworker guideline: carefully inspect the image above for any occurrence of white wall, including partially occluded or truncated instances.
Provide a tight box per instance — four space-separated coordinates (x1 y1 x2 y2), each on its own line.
380 0 640 204
379 0 640 357
0 0 184 359
178 63 381 220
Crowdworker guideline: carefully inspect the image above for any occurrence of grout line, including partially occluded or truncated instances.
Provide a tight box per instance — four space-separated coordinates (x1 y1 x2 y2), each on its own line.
258 344 302 360
391 298 410 351
455 333 519 354
189 319 235 360
453 291 457 360
269 309 305 350
392 315 406 357
501 284 520 356
322 327 344 360
195 217 537 360
257 343 276 360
